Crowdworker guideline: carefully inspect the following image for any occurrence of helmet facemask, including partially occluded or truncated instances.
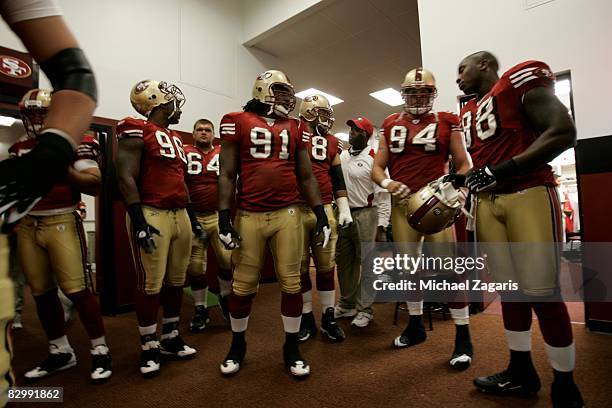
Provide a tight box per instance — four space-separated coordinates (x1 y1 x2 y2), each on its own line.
266 83 295 118
158 82 185 122
401 86 437 116
313 107 334 135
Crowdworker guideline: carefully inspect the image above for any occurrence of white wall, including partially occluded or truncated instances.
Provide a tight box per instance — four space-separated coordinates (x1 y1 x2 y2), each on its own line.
418 0 612 139
241 0 323 45
0 0 277 133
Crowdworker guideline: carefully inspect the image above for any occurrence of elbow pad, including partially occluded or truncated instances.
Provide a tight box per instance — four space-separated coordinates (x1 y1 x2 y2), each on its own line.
330 164 346 193
40 48 97 103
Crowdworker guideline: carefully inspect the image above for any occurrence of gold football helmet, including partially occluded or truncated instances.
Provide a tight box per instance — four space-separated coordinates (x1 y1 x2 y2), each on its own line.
252 70 295 117
19 88 52 138
299 94 334 134
405 178 465 235
130 79 185 118
401 68 437 115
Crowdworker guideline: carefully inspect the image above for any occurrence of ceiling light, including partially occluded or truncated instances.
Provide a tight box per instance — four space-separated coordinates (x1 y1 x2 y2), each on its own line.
0 115 16 127
295 88 344 106
369 88 404 107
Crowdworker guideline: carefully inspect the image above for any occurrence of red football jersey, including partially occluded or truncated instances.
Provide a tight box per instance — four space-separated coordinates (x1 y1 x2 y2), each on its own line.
460 60 557 193
184 144 220 212
116 117 188 209
298 121 342 204
380 111 458 191
9 134 99 212
219 111 307 211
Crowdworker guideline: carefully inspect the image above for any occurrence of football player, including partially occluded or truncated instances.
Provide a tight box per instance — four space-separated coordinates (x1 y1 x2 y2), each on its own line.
457 51 583 407
11 89 111 384
217 70 331 378
296 94 352 343
184 119 233 331
0 2 97 403
372 68 474 370
116 80 202 378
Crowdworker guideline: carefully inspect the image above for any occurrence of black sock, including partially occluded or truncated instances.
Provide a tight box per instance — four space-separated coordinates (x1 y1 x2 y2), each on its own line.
285 332 299 346
508 350 535 374
553 369 575 384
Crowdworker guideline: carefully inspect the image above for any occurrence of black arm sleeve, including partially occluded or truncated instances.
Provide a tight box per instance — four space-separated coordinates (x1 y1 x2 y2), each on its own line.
40 48 97 102
330 164 347 193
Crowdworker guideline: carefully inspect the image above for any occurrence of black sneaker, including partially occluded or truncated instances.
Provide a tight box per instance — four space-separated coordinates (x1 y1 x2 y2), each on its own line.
220 335 247 376
90 344 112 384
474 369 541 395
160 335 197 359
320 307 345 342
24 346 76 382
283 342 310 378
190 306 211 333
450 325 473 371
393 317 426 348
298 312 318 343
219 295 230 321
551 377 585 408
139 346 161 379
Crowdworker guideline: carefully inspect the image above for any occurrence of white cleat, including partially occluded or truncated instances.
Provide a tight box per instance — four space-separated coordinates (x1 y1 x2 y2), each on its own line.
220 359 241 376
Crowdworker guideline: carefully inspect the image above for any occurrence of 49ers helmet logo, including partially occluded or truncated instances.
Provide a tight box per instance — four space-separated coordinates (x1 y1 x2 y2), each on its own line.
0 55 31 78
134 80 150 94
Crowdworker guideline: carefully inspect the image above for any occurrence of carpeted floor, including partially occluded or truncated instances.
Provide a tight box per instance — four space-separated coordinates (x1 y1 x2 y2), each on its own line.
10 281 612 408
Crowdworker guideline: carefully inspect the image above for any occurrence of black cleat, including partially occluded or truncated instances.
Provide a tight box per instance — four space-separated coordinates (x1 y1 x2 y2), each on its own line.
139 347 161 379
190 305 211 333
320 307 345 342
474 368 541 395
450 325 473 371
220 335 246 376
160 335 197 359
24 346 76 382
393 316 426 348
90 344 112 384
298 312 318 343
283 342 310 378
551 375 585 408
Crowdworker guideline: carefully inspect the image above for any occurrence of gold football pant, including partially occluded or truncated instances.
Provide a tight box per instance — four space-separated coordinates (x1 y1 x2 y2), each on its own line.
0 230 15 408
231 206 303 296
187 211 232 277
475 186 562 296
299 204 338 275
17 213 90 296
126 206 192 294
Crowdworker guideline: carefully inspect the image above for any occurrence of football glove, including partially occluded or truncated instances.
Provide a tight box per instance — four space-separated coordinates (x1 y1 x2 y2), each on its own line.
442 173 466 188
335 196 353 229
465 159 518 193
313 205 331 248
186 205 208 244
127 203 160 254
218 209 241 250
0 131 74 225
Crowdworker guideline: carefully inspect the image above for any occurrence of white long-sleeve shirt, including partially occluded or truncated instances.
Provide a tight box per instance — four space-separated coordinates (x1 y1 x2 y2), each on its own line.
340 147 390 227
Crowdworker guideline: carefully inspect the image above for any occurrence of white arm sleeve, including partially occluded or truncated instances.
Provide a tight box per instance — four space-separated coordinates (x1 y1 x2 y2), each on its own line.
1 0 62 25
374 187 391 228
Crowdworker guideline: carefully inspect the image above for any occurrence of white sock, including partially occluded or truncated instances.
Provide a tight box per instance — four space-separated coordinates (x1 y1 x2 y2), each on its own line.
138 324 157 337
192 288 207 307
545 342 576 372
318 290 335 311
218 278 232 297
407 301 423 315
90 335 107 348
302 290 313 314
282 315 301 333
450 306 470 325
49 335 72 353
505 329 532 352
230 316 249 332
